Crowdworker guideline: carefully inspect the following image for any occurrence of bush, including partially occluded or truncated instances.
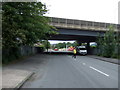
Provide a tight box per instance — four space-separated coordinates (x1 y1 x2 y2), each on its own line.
97 25 117 58
2 47 21 64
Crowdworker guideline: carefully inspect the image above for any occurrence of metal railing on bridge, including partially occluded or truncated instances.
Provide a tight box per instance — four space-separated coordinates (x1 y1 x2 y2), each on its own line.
49 17 120 32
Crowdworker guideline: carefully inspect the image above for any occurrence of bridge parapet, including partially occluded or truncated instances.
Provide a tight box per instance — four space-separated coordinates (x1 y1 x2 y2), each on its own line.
49 17 120 32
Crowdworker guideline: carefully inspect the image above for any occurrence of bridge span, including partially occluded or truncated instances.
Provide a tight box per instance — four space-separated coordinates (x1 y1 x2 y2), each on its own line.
49 17 120 32
48 17 120 54
48 17 120 42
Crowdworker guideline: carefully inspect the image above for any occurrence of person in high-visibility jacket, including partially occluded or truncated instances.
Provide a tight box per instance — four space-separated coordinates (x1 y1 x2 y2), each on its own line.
72 48 77 58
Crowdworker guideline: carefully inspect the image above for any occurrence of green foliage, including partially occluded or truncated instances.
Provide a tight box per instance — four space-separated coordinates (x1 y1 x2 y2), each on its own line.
97 25 117 58
2 47 21 64
2 2 57 64
66 42 72 47
90 43 97 48
90 45 96 48
103 26 116 57
72 41 78 47
2 2 56 48
38 44 45 51
40 40 51 49
116 31 120 59
55 41 78 49
55 42 66 49
81 43 87 46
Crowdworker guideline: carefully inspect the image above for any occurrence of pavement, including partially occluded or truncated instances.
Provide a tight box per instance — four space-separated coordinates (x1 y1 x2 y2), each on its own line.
2 69 33 88
2 54 48 89
88 55 119 65
2 54 119 89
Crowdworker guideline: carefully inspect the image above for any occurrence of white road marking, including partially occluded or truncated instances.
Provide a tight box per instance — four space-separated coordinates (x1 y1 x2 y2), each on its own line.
74 58 76 60
82 63 86 65
89 66 109 77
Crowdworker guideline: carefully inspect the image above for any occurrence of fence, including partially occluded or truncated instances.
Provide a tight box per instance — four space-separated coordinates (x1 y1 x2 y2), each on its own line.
2 46 44 64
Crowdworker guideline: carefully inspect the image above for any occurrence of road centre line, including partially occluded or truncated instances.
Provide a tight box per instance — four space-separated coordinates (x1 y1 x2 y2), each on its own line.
89 66 109 77
68 55 110 77
82 63 86 65
73 58 76 60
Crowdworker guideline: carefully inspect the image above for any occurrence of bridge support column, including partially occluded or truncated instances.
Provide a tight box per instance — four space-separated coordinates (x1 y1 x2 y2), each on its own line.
87 42 91 55
76 40 82 46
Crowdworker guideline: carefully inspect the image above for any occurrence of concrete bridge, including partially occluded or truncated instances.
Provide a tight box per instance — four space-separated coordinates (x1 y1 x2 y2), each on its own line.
48 17 120 54
49 17 120 32
49 17 120 42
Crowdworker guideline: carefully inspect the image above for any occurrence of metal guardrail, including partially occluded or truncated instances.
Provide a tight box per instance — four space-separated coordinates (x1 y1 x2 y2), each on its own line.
49 17 120 32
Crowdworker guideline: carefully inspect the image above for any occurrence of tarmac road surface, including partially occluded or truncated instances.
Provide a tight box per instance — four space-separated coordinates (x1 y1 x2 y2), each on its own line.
21 54 118 88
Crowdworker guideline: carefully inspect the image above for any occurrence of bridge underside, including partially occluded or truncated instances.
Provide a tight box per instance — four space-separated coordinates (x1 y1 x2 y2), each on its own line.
49 34 97 54
49 28 103 43
49 34 97 43
48 28 102 54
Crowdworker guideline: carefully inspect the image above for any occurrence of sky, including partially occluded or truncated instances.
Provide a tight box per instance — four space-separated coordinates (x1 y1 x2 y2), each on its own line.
41 0 119 24
41 0 120 44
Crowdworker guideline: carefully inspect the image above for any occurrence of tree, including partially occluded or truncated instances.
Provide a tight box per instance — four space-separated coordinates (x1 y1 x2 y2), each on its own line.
97 25 116 58
96 33 104 56
2 2 56 48
72 41 78 47
66 42 72 47
103 26 116 57
40 40 50 50
55 43 66 49
55 41 78 49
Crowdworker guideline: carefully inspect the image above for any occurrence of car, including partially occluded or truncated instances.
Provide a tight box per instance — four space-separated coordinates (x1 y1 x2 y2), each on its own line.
68 47 74 51
76 46 87 55
54 48 58 51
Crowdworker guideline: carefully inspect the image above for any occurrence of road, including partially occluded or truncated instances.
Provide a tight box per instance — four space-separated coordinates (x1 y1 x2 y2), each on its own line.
21 54 118 88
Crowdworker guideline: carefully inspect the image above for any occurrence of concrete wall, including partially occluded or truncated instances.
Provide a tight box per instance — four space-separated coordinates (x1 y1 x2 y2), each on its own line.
2 46 44 64
19 46 38 56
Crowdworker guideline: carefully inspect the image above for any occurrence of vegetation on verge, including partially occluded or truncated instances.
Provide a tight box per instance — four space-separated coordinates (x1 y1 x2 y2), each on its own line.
40 40 51 50
2 2 56 48
53 41 78 49
2 2 57 64
97 25 120 59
